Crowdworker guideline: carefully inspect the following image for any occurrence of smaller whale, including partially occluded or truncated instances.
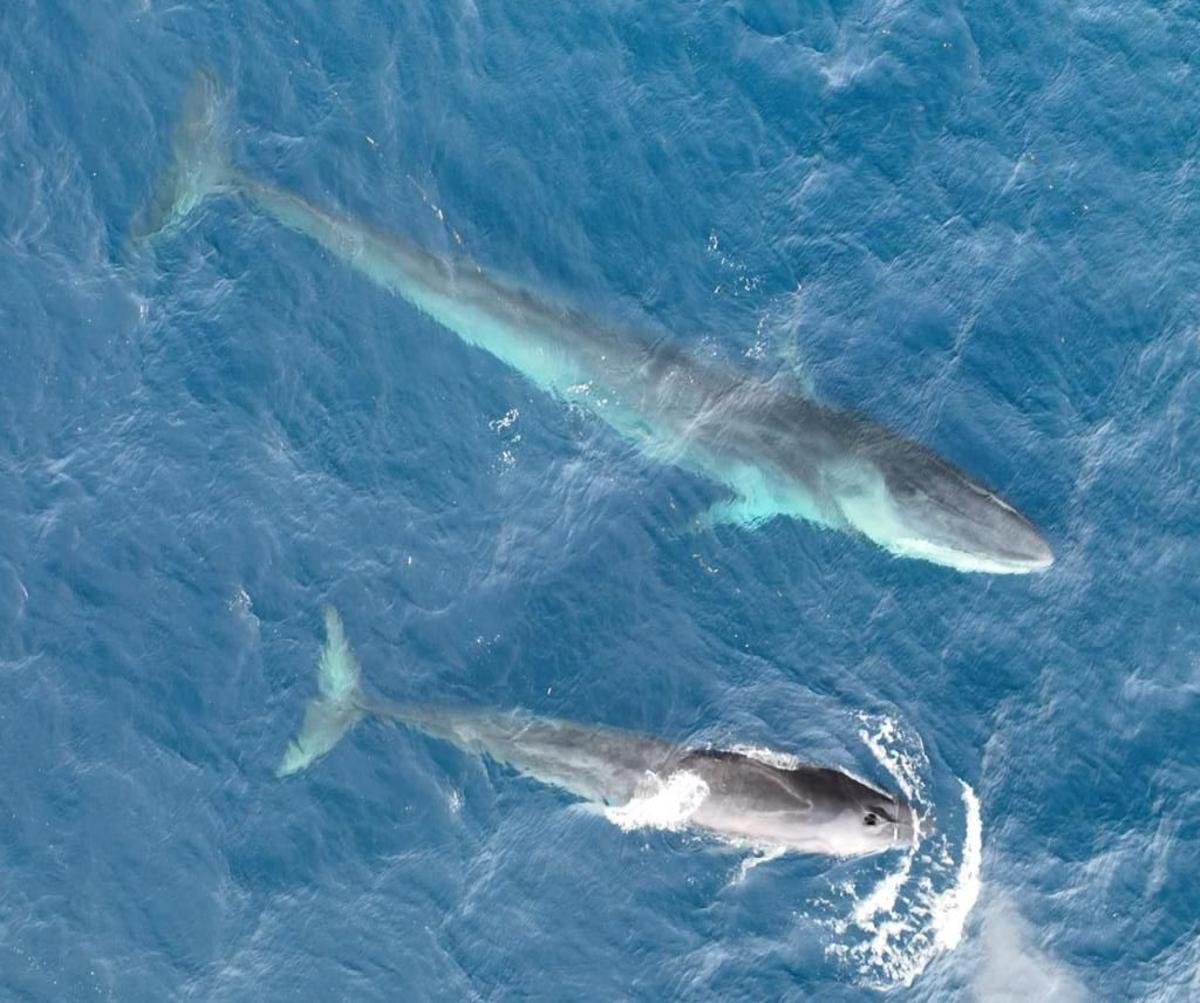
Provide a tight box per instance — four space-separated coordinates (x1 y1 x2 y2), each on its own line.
278 607 917 857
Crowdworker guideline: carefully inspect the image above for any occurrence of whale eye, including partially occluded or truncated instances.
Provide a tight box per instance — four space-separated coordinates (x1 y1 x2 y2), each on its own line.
866 804 898 825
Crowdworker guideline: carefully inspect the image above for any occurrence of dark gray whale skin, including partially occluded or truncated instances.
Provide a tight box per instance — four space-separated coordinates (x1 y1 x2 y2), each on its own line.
278 609 915 858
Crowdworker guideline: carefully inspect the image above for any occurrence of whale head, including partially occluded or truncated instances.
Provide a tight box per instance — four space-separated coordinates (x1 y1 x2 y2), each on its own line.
831 424 1053 575
681 751 917 856
818 770 918 856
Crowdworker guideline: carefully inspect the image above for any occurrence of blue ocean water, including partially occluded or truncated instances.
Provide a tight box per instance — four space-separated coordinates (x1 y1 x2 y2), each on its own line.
2 0 1198 998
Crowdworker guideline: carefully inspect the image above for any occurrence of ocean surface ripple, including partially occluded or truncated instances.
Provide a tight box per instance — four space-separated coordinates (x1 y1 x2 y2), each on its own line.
0 1 1197 999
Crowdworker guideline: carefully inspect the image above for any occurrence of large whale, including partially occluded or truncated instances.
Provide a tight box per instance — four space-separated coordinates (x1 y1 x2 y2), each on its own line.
142 72 1053 574
278 606 917 857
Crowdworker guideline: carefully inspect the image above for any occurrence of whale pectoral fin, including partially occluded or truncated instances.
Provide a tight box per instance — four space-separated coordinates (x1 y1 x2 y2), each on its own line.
568 801 611 817
726 844 789 886
694 495 781 532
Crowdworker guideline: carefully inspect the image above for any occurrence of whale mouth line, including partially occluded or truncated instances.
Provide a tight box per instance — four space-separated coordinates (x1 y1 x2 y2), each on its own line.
888 535 1053 574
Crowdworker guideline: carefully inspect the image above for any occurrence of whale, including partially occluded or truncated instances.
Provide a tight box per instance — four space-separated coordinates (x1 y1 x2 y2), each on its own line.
278 606 917 858
141 71 1053 574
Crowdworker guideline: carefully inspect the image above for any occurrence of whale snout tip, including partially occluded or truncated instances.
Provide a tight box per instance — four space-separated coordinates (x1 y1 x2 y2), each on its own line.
976 505 1053 574
1030 543 1054 572
1012 526 1054 573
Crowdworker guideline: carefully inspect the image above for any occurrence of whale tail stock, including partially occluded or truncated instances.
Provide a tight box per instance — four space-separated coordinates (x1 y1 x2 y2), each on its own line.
276 605 368 778
130 67 230 242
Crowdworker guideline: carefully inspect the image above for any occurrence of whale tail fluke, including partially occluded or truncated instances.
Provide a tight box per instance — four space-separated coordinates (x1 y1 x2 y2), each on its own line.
130 68 230 242
276 605 367 778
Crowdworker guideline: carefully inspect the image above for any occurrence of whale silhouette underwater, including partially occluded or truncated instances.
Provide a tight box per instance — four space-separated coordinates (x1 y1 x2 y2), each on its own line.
139 71 1053 576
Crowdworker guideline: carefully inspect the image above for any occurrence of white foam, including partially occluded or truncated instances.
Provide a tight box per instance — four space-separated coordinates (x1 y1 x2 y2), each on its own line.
725 744 803 771
934 782 982 952
852 850 914 927
602 771 710 833
488 407 519 432
226 586 258 627
857 712 928 805
823 716 984 989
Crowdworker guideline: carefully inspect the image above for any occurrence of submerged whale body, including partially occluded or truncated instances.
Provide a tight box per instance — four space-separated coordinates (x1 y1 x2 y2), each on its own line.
143 71 1053 574
278 607 917 858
